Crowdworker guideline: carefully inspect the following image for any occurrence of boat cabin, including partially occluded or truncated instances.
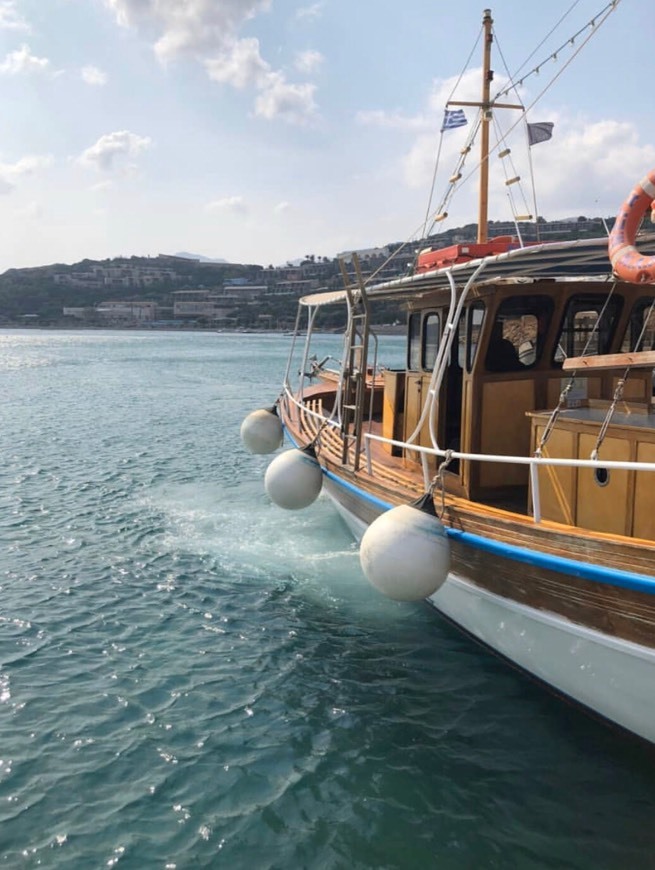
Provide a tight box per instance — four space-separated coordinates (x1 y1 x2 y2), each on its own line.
382 278 655 536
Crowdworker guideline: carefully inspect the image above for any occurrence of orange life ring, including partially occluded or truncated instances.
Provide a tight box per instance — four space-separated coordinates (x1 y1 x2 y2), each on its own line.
608 168 655 284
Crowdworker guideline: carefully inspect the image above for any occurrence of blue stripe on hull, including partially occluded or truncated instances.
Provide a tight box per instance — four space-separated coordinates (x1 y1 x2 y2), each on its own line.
318 459 655 596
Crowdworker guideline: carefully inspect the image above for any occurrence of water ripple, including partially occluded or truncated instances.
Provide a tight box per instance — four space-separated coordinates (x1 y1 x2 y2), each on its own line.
1 330 655 868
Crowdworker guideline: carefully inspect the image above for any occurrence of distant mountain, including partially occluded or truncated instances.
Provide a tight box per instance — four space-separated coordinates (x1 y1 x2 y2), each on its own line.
173 251 228 263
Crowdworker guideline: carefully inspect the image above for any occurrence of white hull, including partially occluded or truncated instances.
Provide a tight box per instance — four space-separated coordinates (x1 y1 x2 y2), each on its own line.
327 489 655 744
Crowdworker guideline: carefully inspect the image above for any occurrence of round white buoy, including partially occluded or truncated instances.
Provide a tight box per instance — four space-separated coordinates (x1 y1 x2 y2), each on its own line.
359 494 450 601
240 407 283 454
264 446 322 510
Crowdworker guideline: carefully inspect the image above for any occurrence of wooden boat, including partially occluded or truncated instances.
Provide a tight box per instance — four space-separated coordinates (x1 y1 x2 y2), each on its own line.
241 7 655 743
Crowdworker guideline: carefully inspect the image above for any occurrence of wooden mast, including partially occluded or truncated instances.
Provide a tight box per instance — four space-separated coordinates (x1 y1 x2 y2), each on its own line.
447 8 523 244
477 8 493 244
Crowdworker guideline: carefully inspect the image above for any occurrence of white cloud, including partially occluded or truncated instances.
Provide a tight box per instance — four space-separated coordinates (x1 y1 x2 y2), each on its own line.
356 109 431 131
403 134 453 191
104 0 271 61
254 74 317 124
78 131 152 172
295 2 324 21
81 65 108 86
294 49 323 75
388 65 655 228
0 154 54 194
14 201 43 220
360 68 487 137
206 40 316 123
206 195 248 214
396 69 509 190
103 0 317 124
0 1 29 31
204 38 269 89
514 118 655 219
0 44 49 75
205 196 248 215
274 201 290 214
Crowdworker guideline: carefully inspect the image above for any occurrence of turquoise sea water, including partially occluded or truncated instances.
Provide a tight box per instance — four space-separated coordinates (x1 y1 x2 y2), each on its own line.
2 328 655 869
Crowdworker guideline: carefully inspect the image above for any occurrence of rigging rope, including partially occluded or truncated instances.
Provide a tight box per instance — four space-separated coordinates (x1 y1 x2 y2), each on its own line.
504 0 583 87
425 116 482 241
494 0 621 101
355 0 623 287
590 296 655 460
534 280 618 457
421 26 483 238
429 449 454 519
450 0 621 209
492 115 533 233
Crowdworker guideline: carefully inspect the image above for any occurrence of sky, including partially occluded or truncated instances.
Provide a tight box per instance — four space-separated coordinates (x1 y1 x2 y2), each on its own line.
0 0 653 272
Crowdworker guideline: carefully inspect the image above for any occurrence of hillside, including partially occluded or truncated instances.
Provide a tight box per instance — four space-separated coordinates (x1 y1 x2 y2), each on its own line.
0 217 614 329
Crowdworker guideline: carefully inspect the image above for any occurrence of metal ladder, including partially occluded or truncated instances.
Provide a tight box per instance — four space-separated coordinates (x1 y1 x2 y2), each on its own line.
338 254 371 471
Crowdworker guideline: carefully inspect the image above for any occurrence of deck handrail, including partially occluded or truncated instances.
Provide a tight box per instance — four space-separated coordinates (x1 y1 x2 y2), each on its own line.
284 387 655 473
363 430 655 472
282 388 655 525
362 431 655 526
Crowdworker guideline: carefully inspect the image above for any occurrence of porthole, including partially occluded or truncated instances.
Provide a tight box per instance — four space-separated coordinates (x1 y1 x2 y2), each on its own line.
594 467 610 487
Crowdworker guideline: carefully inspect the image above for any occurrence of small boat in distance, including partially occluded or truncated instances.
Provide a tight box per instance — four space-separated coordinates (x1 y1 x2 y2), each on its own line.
241 5 655 744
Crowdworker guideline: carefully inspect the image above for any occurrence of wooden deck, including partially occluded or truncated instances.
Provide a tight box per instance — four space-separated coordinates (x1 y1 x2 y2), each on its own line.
283 386 655 573
298 394 426 495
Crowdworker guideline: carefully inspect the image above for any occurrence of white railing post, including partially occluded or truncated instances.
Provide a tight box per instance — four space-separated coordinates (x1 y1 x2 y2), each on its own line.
530 461 541 524
420 452 431 491
283 411 655 519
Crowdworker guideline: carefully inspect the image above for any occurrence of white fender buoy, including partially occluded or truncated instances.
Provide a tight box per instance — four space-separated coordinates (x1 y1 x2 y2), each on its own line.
240 407 283 454
264 446 322 510
359 493 450 601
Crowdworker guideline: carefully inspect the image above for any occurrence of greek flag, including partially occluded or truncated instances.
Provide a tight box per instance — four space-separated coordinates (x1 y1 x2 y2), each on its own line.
527 121 554 146
441 109 467 132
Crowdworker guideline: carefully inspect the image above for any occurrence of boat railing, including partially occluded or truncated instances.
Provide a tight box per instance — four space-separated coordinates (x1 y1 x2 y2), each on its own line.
364 432 655 524
282 384 342 433
282 388 655 525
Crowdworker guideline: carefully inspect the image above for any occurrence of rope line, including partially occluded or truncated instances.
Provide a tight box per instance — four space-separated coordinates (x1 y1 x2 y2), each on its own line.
590 296 655 460
429 449 454 519
534 280 618 457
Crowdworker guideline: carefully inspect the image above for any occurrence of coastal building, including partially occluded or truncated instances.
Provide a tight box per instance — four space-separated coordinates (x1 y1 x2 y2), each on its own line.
172 290 234 323
62 307 89 319
222 278 268 298
54 262 179 289
96 300 159 321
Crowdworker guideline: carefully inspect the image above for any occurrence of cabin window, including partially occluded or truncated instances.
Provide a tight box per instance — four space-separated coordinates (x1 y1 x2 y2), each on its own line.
621 298 655 352
455 314 465 369
485 295 554 372
466 303 486 372
422 313 440 369
408 312 421 370
553 295 623 365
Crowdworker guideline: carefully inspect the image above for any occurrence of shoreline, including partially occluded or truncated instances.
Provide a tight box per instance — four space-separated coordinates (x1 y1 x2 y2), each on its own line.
0 323 406 336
